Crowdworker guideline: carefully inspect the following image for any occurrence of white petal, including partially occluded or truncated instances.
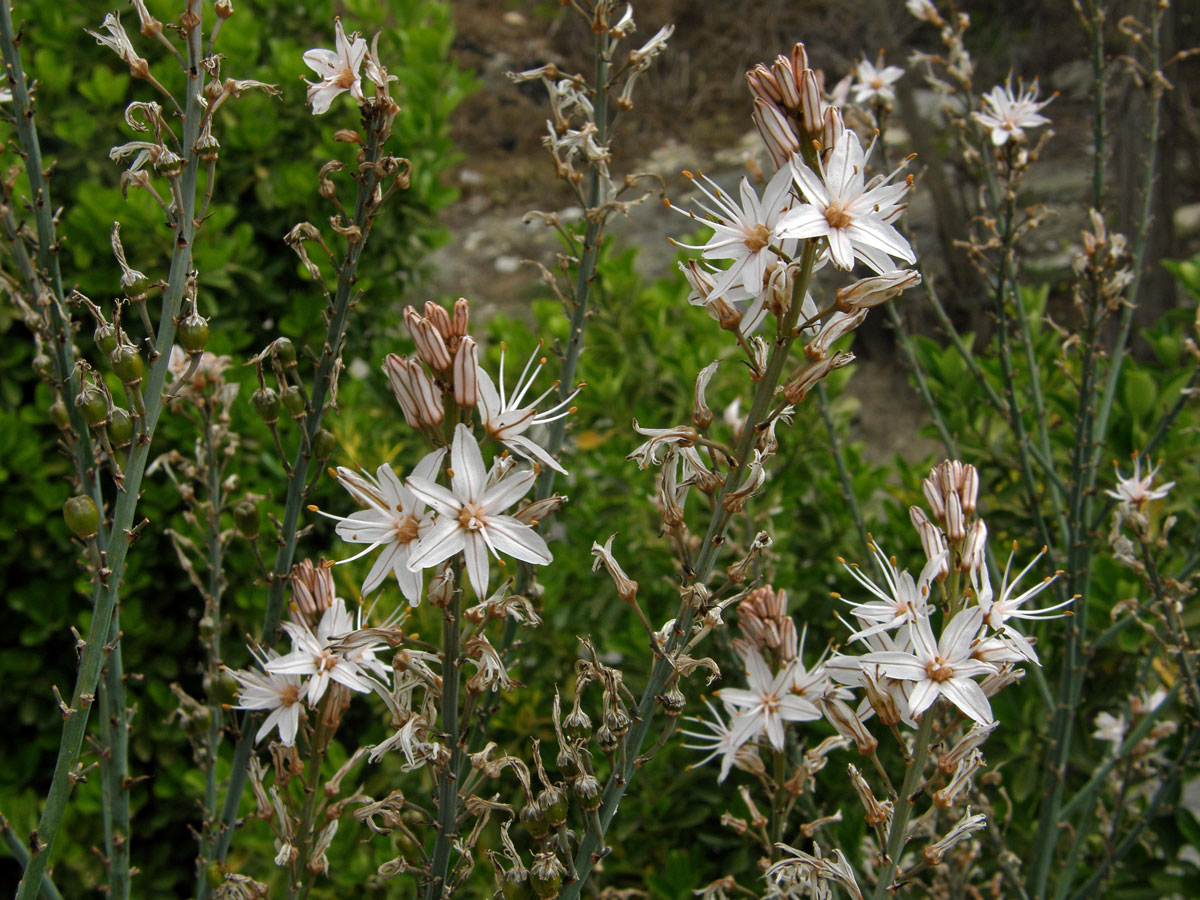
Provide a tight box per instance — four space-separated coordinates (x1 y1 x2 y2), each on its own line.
485 516 552 565
462 532 490 597
407 518 465 571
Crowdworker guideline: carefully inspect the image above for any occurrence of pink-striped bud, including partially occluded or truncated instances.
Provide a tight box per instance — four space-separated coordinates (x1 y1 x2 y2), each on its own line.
423 300 453 339
383 353 443 427
453 336 478 408
451 297 470 337
404 306 452 371
836 270 921 312
822 698 878 755
781 351 854 403
806 309 868 361
752 99 801 171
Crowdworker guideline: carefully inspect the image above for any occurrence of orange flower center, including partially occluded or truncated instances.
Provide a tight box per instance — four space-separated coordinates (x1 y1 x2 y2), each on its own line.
744 223 772 252
825 202 852 229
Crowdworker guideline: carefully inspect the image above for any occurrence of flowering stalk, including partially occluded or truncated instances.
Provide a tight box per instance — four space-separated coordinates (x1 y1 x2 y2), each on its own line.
870 711 935 900
12 4 207 896
200 83 398 895
561 241 820 898
423 591 463 900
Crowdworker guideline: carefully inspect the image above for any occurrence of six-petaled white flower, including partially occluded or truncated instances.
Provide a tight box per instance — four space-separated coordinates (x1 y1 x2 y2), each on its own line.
669 165 796 305
406 423 551 597
1106 454 1174 507
230 647 304 746
972 77 1052 146
476 345 577 475
860 607 997 725
776 128 916 272
267 596 387 705
303 19 368 114
852 56 904 106
319 449 445 605
718 644 823 751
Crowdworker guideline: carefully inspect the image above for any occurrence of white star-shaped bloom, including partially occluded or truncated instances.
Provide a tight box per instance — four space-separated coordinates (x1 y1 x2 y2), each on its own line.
860 607 997 724
718 644 822 751
776 129 916 272
852 57 904 106
670 165 796 305
681 699 745 783
303 19 368 114
972 77 1052 146
319 449 445 605
1106 454 1174 507
477 345 577 475
972 545 1071 665
405 424 551 597
267 597 386 705
230 647 304 746
838 542 945 641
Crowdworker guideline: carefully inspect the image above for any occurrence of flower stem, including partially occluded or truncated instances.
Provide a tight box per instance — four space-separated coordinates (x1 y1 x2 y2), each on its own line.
12 6 206 895
870 710 934 900
423 591 464 900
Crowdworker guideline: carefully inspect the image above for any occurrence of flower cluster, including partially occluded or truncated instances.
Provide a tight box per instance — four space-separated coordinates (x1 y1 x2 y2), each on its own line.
228 563 398 746
319 299 566 602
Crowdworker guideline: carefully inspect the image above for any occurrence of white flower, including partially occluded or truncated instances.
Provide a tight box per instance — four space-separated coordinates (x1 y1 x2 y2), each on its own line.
670 166 796 304
681 699 744 783
838 542 944 640
777 128 916 272
906 0 943 25
319 449 445 604
972 77 1052 146
718 644 823 751
1106 454 1174 506
860 607 997 724
229 648 304 746
303 19 368 114
1093 711 1126 750
852 56 904 106
406 424 551 597
477 345 577 475
267 597 385 705
973 545 1071 664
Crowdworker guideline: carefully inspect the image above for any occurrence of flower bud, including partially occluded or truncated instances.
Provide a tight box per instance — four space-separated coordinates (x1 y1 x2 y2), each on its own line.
234 499 261 539
63 495 101 539
178 314 210 353
251 386 281 424
107 407 134 448
453 336 478 408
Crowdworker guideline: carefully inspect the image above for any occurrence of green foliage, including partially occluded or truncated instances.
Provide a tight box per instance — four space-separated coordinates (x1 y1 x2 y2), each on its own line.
0 2 471 895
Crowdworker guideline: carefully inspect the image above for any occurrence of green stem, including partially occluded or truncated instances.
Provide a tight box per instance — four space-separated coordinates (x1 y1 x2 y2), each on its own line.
13 7 206 896
200 111 392 895
870 711 935 900
816 382 869 552
559 242 819 900
287 723 329 900
423 592 464 900
1 813 64 900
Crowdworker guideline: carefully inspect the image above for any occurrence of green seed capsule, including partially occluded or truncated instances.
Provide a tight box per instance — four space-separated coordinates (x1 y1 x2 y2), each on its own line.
75 386 110 426
573 774 602 811
563 708 592 742
281 384 306 417
63 495 100 539
50 399 71 430
203 669 238 706
538 787 568 827
233 499 260 539
251 386 280 424
313 428 337 459
181 705 212 738
94 323 118 355
273 337 297 367
111 344 144 384
394 832 422 865
519 799 549 840
528 853 565 900
501 870 532 900
107 407 134 447
178 314 210 353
